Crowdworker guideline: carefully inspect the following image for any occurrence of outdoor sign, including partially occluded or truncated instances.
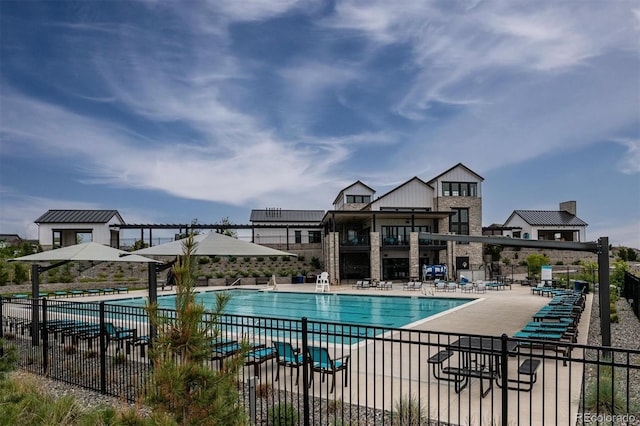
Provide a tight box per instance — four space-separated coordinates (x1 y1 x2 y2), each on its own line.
541 265 553 282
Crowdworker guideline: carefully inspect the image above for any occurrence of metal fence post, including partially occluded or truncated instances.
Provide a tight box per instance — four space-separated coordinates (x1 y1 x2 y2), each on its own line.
248 376 257 424
42 298 48 374
501 333 509 426
301 317 310 426
99 301 107 395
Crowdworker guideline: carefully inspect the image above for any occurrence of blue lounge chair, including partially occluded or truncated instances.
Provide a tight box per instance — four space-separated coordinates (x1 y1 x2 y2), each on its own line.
273 341 305 385
308 345 350 393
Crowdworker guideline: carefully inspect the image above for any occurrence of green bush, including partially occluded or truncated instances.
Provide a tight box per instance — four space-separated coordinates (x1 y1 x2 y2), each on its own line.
243 257 251 263
12 263 29 284
269 256 278 262
584 365 625 413
281 256 290 262
256 257 264 262
0 262 9 286
311 257 321 269
267 403 299 426
227 256 237 263
198 257 210 265
211 256 221 263
297 255 305 262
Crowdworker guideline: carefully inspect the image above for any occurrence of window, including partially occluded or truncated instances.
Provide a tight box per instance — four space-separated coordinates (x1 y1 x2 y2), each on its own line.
442 182 477 197
449 208 469 237
382 226 429 245
309 231 321 243
294 231 302 244
346 195 371 203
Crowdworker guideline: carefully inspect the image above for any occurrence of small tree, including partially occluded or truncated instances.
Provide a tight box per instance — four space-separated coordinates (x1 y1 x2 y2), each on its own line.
146 234 248 425
577 259 598 284
526 253 550 281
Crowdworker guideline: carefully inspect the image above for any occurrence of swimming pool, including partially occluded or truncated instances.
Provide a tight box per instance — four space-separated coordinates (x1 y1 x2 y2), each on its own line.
109 289 473 329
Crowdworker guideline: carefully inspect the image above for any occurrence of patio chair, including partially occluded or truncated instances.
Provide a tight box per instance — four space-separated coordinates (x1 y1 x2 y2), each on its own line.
475 282 486 293
436 281 447 292
273 341 305 385
308 346 350 393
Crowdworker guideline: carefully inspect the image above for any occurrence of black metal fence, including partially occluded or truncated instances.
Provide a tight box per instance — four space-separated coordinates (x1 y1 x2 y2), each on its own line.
623 271 640 320
2 295 639 425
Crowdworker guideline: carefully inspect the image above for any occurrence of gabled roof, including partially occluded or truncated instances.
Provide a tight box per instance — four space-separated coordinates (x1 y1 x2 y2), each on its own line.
333 180 375 205
250 209 325 223
426 162 484 184
366 176 431 207
35 210 124 224
507 210 588 227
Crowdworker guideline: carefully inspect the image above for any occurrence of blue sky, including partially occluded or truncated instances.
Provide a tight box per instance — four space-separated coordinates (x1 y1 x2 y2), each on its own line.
1 0 639 248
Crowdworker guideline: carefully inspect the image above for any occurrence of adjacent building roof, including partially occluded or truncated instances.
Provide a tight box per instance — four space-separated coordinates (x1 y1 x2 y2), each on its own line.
35 210 124 224
509 210 588 226
250 209 325 223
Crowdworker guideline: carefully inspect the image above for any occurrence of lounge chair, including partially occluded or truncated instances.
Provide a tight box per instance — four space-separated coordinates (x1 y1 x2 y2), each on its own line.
379 281 393 290
446 282 457 292
403 281 420 291
244 346 278 377
475 282 486 293
436 281 447 292
273 341 305 385
308 346 350 393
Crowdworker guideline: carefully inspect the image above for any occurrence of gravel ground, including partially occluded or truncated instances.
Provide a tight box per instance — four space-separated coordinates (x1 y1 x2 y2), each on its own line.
6 293 640 425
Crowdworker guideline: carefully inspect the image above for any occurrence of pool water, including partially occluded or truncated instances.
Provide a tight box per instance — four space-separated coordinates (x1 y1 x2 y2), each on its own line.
110 289 473 328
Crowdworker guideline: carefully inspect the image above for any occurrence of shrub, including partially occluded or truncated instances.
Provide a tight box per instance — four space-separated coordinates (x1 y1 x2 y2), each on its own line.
311 257 321 269
12 263 29 284
610 313 619 323
269 256 278 262
394 394 424 426
297 255 305 262
243 257 251 263
584 365 625 413
267 403 299 426
211 256 221 263
281 256 290 262
227 256 237 263
198 257 210 265
256 257 264 262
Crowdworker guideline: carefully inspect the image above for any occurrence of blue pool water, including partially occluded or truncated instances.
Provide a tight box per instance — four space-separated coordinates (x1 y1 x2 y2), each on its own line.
109 289 472 328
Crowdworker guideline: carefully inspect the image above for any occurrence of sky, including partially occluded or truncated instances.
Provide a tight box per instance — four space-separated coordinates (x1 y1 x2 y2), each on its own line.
1 0 639 248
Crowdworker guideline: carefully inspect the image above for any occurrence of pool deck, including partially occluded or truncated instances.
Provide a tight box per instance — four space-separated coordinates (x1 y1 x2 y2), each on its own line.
64 280 593 425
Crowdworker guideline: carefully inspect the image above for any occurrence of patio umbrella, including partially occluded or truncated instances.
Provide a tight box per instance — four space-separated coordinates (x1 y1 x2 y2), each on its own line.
132 231 296 304
9 242 160 346
11 241 161 264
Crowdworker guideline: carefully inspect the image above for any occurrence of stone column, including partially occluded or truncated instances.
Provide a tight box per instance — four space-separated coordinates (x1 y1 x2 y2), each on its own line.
410 232 419 279
370 232 380 281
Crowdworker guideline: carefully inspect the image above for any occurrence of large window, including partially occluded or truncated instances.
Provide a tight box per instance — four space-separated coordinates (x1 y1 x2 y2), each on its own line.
294 230 302 244
382 226 429 245
346 195 371 203
449 208 469 235
309 231 321 243
442 182 477 197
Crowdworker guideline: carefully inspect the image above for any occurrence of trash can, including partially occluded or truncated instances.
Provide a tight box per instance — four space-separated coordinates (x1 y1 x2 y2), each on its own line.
295 275 304 284
574 280 589 294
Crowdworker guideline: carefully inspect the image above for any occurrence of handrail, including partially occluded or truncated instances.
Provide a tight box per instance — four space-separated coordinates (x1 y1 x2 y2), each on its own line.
229 278 242 286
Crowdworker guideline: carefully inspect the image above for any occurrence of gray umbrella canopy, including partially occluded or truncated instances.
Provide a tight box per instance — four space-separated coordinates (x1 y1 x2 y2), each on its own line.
10 241 160 263
132 232 297 257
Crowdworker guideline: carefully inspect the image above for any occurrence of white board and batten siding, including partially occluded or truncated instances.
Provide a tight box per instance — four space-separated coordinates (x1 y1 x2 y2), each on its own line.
369 179 435 211
430 166 483 197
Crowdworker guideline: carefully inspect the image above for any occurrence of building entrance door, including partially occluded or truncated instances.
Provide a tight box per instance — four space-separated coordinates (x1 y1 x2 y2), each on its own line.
382 258 409 280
